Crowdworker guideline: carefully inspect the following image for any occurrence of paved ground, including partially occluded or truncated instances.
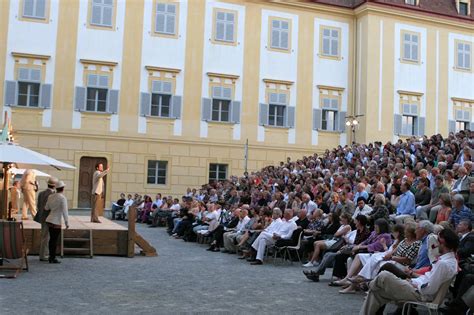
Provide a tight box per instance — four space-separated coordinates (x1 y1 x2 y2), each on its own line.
1 222 366 314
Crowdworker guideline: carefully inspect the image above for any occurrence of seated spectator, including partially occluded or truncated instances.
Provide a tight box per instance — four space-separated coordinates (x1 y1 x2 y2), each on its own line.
449 194 473 228
352 197 372 220
389 184 402 211
222 208 250 253
328 193 343 216
416 174 449 222
140 195 153 223
340 191 355 216
367 194 389 225
122 194 134 220
353 183 369 203
111 193 126 220
314 194 330 214
331 218 392 287
414 177 432 208
435 193 452 224
247 208 296 265
360 228 459 315
302 193 317 215
389 182 415 224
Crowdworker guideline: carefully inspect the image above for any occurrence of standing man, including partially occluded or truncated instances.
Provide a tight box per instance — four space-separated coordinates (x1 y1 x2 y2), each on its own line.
45 181 69 264
20 169 38 220
91 163 109 223
35 177 57 261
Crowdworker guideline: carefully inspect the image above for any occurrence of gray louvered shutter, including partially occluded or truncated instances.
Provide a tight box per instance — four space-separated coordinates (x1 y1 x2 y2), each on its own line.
201 98 211 121
140 92 151 116
4 80 17 106
171 95 182 119
74 86 86 111
313 108 322 130
231 101 241 124
417 116 425 136
448 120 456 133
394 114 402 135
40 84 52 108
286 106 295 128
108 89 119 114
470 122 474 131
338 111 346 132
259 103 268 126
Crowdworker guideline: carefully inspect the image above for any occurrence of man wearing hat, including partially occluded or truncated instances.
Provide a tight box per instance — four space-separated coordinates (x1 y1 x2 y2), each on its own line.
45 181 69 264
35 177 57 261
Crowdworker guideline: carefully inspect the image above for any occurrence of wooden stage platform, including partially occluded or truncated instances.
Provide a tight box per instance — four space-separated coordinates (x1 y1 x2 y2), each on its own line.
20 215 130 256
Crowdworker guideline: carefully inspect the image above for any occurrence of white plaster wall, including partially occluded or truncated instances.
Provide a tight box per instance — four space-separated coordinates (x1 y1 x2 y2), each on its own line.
448 33 474 121
139 0 188 135
200 0 245 140
74 0 126 131
258 9 298 143
393 23 427 117
4 0 60 127
312 18 350 146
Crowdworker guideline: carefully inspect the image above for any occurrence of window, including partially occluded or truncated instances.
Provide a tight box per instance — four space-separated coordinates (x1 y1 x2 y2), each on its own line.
322 109 337 131
456 41 471 70
455 108 471 132
270 18 290 51
155 2 177 35
460 2 469 15
401 115 416 135
17 68 41 107
209 164 227 182
405 0 416 5
268 92 286 127
402 31 419 62
456 121 469 132
86 74 108 112
211 86 231 122
147 160 167 185
321 27 340 58
151 80 172 117
90 0 114 27
22 0 46 19
214 10 235 43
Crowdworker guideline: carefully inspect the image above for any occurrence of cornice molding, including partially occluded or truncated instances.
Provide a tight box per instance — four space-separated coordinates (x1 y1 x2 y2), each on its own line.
11 52 50 61
80 59 118 67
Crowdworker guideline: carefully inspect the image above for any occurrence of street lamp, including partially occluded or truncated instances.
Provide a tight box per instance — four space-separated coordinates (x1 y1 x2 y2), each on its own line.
345 115 363 144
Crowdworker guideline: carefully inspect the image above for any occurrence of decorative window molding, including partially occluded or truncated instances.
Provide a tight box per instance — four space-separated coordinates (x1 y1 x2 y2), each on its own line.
319 25 342 60
207 72 239 83
19 0 50 23
268 16 291 53
400 30 421 64
454 40 472 72
152 0 179 38
146 66 181 78
87 0 117 30
212 8 237 46
263 78 294 89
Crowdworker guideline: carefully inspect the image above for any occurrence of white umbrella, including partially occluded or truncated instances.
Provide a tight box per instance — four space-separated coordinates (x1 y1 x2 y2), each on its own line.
1 141 76 219
9 168 51 178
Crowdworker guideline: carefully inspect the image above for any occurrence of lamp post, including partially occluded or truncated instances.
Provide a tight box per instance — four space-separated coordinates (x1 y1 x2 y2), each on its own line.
345 115 363 144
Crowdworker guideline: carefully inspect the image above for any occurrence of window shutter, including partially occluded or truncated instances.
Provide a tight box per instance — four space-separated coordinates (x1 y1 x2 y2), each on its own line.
162 82 172 94
259 103 268 126
107 89 119 114
448 120 456 133
313 108 322 130
394 114 402 135
171 95 182 119
201 97 212 121
470 122 474 131
417 116 425 136
36 0 46 18
140 92 151 116
91 3 102 25
40 84 52 108
4 80 17 106
222 87 232 99
338 111 346 132
74 86 86 111
23 0 34 16
102 6 113 26
286 106 295 128
231 100 240 124
98 75 109 88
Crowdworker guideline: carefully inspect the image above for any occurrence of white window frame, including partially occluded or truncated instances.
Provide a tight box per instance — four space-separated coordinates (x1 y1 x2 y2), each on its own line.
147 160 167 185
86 74 109 112
401 115 416 136
155 2 177 35
17 82 40 107
405 0 417 5
270 18 290 51
459 2 469 15
209 163 227 182
321 26 340 58
214 9 235 43
402 31 420 63
322 109 337 131
90 0 114 27
456 41 471 70
22 0 46 19
151 80 173 117
211 86 232 122
268 92 287 127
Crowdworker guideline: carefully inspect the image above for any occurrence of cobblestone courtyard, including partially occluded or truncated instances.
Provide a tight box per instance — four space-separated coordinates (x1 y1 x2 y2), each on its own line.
1 222 364 314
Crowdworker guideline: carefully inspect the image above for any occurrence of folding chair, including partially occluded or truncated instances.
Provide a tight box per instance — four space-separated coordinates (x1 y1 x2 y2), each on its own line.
401 276 455 315
0 221 29 278
281 230 304 264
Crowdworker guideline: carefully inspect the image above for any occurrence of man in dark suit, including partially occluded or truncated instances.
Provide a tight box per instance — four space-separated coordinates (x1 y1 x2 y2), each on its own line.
35 177 57 261
457 219 474 264
452 166 473 202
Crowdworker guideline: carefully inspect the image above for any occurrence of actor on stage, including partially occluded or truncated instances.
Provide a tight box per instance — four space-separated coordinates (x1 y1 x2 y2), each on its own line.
91 163 109 223
20 169 38 220
45 181 69 264
9 180 20 216
35 177 57 261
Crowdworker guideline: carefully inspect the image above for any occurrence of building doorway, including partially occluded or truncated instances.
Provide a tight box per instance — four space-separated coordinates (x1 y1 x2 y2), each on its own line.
78 157 107 208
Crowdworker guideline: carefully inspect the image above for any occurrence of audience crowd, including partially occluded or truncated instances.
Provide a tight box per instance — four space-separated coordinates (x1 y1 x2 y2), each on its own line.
111 130 474 314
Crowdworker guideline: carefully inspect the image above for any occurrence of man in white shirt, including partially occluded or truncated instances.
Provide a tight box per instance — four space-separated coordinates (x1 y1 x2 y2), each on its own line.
352 197 373 220
222 209 250 253
152 193 163 209
249 208 297 265
302 194 317 216
360 228 459 315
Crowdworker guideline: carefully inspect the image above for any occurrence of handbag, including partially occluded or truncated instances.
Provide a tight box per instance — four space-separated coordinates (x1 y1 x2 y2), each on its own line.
327 237 345 252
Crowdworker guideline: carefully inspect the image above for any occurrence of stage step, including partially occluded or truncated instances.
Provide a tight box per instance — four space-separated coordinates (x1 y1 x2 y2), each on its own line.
61 230 94 258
